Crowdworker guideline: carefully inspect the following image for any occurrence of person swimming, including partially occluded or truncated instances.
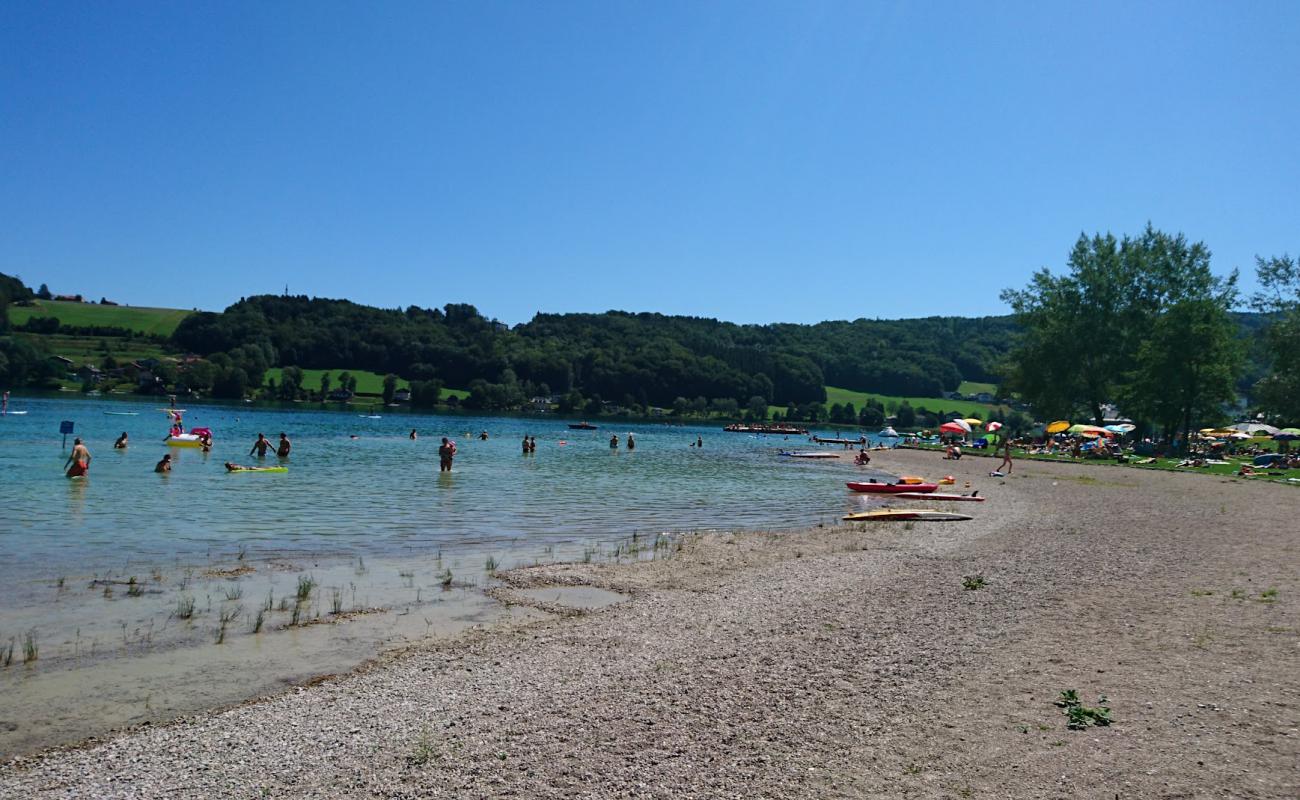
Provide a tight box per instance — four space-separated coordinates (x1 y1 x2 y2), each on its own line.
627 433 635 451
609 434 619 449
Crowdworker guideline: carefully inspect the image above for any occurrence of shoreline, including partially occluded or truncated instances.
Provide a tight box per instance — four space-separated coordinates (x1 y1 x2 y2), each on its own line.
3 449 1298 797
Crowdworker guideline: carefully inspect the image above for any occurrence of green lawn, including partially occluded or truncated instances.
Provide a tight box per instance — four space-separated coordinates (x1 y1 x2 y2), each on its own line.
957 380 998 396
821 386 1009 419
8 299 194 336
264 368 411 395
20 333 173 365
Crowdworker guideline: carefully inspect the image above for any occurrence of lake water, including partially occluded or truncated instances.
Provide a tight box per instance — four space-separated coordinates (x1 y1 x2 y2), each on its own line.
0 394 898 755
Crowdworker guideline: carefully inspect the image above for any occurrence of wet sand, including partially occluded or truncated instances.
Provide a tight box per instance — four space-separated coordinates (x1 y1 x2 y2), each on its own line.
2 449 1298 797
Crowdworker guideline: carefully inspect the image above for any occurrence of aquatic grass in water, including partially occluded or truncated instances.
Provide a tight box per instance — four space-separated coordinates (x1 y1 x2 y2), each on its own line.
296 575 316 602
222 585 244 601
22 630 38 663
175 596 196 620
330 588 343 615
484 555 499 572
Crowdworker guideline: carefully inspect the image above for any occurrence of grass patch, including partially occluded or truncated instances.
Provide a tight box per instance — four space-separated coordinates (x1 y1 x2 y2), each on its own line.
264 367 409 396
822 386 1009 420
962 574 987 591
1055 690 1112 730
7 299 194 336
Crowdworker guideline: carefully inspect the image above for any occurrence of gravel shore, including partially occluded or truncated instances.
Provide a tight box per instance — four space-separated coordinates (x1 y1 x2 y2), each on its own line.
3 450 1297 798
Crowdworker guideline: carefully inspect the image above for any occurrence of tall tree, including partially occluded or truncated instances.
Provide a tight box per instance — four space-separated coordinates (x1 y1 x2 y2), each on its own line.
1002 225 1230 425
1121 298 1241 447
1251 254 1300 423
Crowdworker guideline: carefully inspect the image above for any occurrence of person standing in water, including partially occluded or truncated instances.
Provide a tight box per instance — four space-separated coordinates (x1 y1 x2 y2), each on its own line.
65 438 91 477
626 433 635 451
114 432 129 449
410 429 418 440
438 437 456 472
696 435 703 448
154 454 172 473
249 433 275 458
528 435 536 452
276 432 292 458
609 434 619 449
522 435 530 454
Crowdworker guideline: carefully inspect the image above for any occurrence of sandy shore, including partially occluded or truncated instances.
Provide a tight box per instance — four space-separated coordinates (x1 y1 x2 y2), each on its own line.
3 449 1297 798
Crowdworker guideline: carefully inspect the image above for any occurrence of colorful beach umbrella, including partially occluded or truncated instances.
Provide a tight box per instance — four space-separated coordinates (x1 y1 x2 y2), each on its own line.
962 418 984 427
1067 424 1111 436
986 421 1004 432
1046 420 1070 434
939 421 969 434
1105 423 1136 433
1273 428 1300 441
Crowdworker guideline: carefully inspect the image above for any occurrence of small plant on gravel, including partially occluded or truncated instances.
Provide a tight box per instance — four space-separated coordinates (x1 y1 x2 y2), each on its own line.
1190 589 1214 597
407 727 437 766
252 608 265 634
1055 690 1111 730
1257 588 1278 603
962 574 987 591
1229 588 1246 600
290 601 305 627
904 763 923 775
296 574 316 602
439 569 454 589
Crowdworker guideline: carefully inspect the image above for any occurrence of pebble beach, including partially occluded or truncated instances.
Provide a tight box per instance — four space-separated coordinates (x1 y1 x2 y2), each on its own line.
3 449 1297 798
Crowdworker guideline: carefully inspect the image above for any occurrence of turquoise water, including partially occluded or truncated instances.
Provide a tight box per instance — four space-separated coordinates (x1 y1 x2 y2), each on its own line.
1 395 896 590
1 394 904 753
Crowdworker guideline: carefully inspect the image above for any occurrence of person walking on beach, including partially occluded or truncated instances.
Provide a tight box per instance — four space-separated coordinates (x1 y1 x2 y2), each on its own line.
276 432 292 458
996 437 1014 475
249 433 275 458
65 438 91 478
438 437 456 472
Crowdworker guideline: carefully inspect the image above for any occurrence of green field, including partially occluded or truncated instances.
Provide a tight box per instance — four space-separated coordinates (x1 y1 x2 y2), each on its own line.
264 368 411 395
956 380 998 396
821 386 1008 419
22 333 172 365
7 300 194 336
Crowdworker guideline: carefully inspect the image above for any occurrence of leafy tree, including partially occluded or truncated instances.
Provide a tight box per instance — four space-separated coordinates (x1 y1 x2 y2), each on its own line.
858 404 884 427
747 395 769 420
382 373 398 404
37 283 52 300
672 396 689 417
1003 225 1229 424
319 372 331 398
895 401 916 428
279 366 304 400
1251 254 1300 423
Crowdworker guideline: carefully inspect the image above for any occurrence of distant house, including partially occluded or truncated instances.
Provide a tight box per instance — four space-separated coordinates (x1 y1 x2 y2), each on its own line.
328 388 354 402
393 388 412 403
529 395 554 409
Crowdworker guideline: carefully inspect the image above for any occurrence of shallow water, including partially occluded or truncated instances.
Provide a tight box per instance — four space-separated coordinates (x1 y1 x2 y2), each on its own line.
0 395 900 754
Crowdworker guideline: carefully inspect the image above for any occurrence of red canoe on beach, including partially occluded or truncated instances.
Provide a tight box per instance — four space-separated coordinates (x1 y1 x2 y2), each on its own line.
846 481 938 494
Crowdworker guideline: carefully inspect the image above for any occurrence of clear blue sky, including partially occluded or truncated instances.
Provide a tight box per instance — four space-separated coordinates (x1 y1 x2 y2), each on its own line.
3 1 1296 325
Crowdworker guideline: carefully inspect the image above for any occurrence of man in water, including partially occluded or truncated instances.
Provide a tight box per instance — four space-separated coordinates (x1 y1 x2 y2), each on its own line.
249 433 275 458
276 432 292 458
627 433 635 451
155 454 172 473
609 433 619 449
114 432 129 449
438 437 456 472
65 438 91 477
410 429 418 440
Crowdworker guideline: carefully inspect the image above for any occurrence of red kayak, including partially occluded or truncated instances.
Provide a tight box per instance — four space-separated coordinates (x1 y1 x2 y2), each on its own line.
892 491 984 502
846 481 938 494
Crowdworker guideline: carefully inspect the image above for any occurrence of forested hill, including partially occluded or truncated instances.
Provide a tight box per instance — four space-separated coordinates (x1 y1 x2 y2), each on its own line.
170 295 1017 405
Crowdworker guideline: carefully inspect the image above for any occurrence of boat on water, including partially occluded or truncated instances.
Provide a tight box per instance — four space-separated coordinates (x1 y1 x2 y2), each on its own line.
812 435 867 445
779 451 840 459
724 423 808 435
568 422 599 430
846 480 939 494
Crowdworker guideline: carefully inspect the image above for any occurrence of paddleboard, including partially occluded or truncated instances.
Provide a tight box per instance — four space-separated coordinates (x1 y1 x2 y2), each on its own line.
891 492 984 502
779 451 840 459
843 509 973 522
104 411 139 416
360 415 382 419
225 466 288 473
5 410 28 415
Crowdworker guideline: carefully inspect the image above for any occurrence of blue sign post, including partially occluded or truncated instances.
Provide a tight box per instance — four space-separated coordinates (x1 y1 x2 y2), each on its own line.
60 420 74 449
